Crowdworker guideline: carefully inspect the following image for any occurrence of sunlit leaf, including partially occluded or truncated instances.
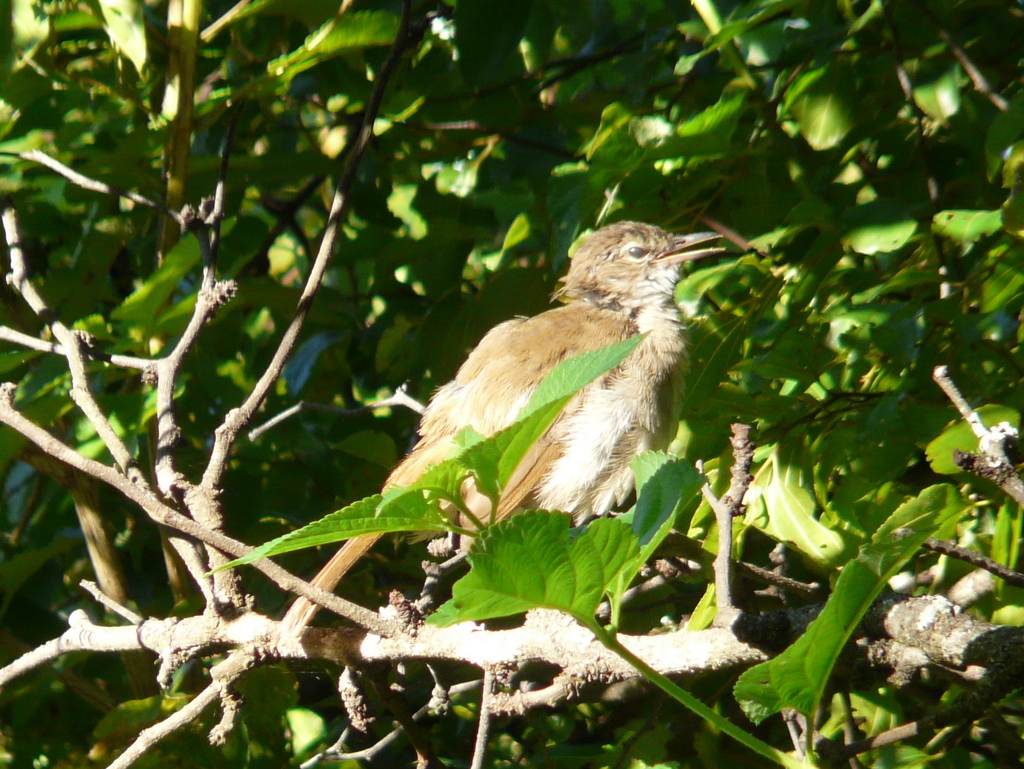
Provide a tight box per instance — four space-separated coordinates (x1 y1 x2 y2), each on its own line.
98 0 147 73
931 210 1002 243
842 200 918 255
736 485 966 722
430 511 638 626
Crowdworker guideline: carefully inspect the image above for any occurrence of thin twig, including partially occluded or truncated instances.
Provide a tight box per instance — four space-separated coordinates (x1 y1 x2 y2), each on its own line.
932 365 1024 508
80 580 144 625
16 150 185 226
105 649 256 769
1 200 146 487
921 537 1024 588
201 0 416 492
300 681 480 768
248 384 425 441
933 365 988 439
911 0 1009 112
470 668 495 769
702 423 755 627
0 326 153 369
0 388 396 636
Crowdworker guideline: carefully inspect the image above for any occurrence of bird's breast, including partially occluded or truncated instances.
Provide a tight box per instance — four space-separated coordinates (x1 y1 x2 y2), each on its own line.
534 304 686 518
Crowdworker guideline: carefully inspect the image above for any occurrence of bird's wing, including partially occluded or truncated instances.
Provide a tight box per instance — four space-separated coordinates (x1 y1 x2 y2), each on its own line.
388 304 638 517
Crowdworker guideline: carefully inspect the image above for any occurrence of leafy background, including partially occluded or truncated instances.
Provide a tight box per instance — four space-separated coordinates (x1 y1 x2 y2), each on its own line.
2 0 1024 765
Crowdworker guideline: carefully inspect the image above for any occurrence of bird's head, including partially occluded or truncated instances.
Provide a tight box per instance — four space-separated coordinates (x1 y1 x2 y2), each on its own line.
556 221 723 312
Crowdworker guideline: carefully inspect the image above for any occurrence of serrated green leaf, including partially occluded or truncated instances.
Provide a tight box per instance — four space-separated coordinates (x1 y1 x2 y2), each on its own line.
523 334 645 419
216 494 455 570
606 453 703 622
458 397 569 502
430 511 639 626
625 452 703 551
735 485 966 722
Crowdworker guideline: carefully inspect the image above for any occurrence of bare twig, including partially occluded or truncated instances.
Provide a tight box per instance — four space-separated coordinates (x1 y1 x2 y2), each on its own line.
735 561 824 598
2 199 146 487
470 668 495 769
921 537 1024 589
300 681 480 768
933 365 1024 507
416 551 468 613
701 423 755 627
911 0 1009 112
145 111 246 605
106 649 257 769
0 387 396 636
248 384 426 441
80 580 144 625
0 325 153 369
16 150 185 226
699 214 766 257
201 0 415 491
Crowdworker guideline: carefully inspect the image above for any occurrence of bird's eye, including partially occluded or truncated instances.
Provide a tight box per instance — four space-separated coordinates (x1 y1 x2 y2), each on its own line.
627 246 646 259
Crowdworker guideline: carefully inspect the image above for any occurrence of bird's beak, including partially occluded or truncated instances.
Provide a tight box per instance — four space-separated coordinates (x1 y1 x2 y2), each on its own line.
655 232 725 265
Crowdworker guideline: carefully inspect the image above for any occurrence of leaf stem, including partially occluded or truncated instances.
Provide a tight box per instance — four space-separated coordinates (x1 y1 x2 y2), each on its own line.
589 622 808 769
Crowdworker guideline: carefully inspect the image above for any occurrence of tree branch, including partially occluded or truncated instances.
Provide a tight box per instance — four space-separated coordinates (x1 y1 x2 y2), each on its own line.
201 0 416 491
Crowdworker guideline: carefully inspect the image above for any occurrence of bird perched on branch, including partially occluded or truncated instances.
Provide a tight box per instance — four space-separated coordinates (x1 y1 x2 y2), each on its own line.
280 220 722 637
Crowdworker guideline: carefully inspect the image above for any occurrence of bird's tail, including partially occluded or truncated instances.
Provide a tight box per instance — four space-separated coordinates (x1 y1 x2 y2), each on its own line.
277 533 382 639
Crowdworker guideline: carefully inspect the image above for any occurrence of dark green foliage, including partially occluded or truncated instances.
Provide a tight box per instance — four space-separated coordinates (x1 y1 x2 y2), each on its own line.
2 0 1024 765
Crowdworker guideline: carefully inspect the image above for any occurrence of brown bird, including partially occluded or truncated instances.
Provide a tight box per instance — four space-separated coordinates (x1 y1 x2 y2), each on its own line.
279 221 721 637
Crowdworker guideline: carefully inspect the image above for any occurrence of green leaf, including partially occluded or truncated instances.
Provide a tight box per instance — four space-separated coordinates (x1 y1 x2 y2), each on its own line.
756 479 846 568
931 209 1003 243
912 64 961 122
735 485 966 723
11 0 49 60
284 330 344 396
0 538 76 611
925 404 1021 475
265 10 399 86
98 0 147 73
430 511 639 626
501 212 531 254
842 200 918 255
624 452 703 551
458 333 645 500
785 62 854 150
522 334 645 418
215 494 454 569
656 91 746 158
985 91 1024 179
458 397 568 502
111 237 200 326
607 453 703 621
